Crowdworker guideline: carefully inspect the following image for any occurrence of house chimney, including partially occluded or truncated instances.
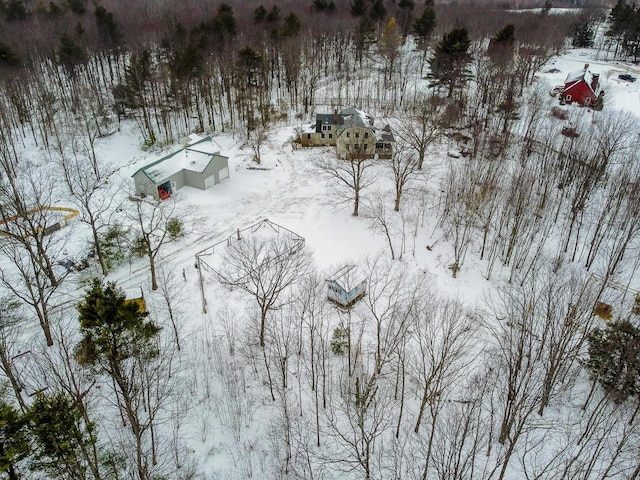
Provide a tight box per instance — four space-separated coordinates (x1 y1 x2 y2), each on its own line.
584 63 589 70
591 73 600 92
333 108 339 124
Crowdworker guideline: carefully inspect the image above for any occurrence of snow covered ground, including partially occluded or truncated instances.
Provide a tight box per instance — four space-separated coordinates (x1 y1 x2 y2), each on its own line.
91 45 640 478
13 40 640 479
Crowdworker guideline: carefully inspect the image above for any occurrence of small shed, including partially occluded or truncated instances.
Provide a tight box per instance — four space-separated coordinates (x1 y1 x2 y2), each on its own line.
132 134 229 200
326 265 367 307
124 286 147 313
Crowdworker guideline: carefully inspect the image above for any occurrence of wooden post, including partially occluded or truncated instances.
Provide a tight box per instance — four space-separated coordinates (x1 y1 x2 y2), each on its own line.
197 256 207 314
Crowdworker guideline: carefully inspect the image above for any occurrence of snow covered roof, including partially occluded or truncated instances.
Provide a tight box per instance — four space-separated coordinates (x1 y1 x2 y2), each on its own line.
564 64 599 95
133 134 225 184
123 286 143 300
327 264 366 291
301 123 317 134
377 124 395 142
339 107 374 128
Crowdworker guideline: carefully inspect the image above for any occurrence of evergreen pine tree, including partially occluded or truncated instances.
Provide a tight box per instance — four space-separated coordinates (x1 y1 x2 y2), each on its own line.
75 279 160 371
354 15 374 63
266 5 280 23
237 46 263 88
572 20 595 47
65 0 86 14
112 50 151 111
28 392 98 479
254 4 267 22
75 280 160 480
370 0 387 22
0 42 20 66
488 24 515 64
281 12 301 37
4 0 28 21
57 32 88 75
414 7 436 48
587 320 640 404
213 3 236 41
428 27 472 97
313 0 336 11
94 4 120 48
171 44 204 80
351 0 367 17
0 399 30 480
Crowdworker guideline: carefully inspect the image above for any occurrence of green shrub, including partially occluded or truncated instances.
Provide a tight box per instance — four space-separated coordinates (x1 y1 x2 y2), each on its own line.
167 218 183 240
98 223 129 269
331 326 349 355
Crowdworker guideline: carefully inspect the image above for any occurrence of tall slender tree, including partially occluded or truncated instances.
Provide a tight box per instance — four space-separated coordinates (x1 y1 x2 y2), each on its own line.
75 279 161 480
428 27 472 97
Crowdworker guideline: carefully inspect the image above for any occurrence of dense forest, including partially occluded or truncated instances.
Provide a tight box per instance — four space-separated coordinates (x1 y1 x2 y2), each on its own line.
2 0 640 479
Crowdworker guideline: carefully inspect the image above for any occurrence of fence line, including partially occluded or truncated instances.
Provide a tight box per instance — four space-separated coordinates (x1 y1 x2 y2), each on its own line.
195 218 305 313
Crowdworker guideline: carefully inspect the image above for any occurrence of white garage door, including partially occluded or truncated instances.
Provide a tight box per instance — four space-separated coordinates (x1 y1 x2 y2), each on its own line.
204 175 216 189
219 166 229 181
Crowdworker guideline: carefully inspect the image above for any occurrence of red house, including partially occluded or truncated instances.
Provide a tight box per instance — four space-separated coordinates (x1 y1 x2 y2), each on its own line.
561 64 601 107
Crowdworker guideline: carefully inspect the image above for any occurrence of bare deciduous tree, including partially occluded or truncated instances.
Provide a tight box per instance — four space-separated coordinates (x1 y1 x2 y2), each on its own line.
126 197 189 290
0 163 69 346
55 142 118 276
217 234 312 347
155 264 188 351
388 147 420 212
411 299 478 479
313 151 377 217
393 94 441 170
363 193 397 260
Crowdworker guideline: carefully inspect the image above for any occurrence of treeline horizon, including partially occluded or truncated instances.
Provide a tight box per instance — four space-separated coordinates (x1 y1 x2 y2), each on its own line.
0 0 606 74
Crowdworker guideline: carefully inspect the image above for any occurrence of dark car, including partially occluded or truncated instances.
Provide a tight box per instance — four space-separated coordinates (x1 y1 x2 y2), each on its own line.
619 73 637 82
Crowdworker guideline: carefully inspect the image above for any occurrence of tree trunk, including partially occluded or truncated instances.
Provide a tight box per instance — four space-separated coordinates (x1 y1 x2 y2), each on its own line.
0 350 26 410
91 220 108 276
353 189 360 216
147 240 158 291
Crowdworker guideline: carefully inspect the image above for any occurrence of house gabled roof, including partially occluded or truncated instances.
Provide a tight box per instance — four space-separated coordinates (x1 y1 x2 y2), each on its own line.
316 113 344 132
132 134 226 184
339 107 374 129
377 124 395 142
564 65 600 97
326 264 365 294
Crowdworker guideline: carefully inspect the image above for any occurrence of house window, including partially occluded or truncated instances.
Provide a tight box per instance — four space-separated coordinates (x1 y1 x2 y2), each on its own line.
321 133 325 139
346 143 350 149
376 142 383 149
322 125 327 131
354 144 360 149
585 97 592 105
364 132 369 138
327 125 331 130
565 94 572 102
329 134 333 139
355 132 360 138
307 134 311 140
346 132 350 138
